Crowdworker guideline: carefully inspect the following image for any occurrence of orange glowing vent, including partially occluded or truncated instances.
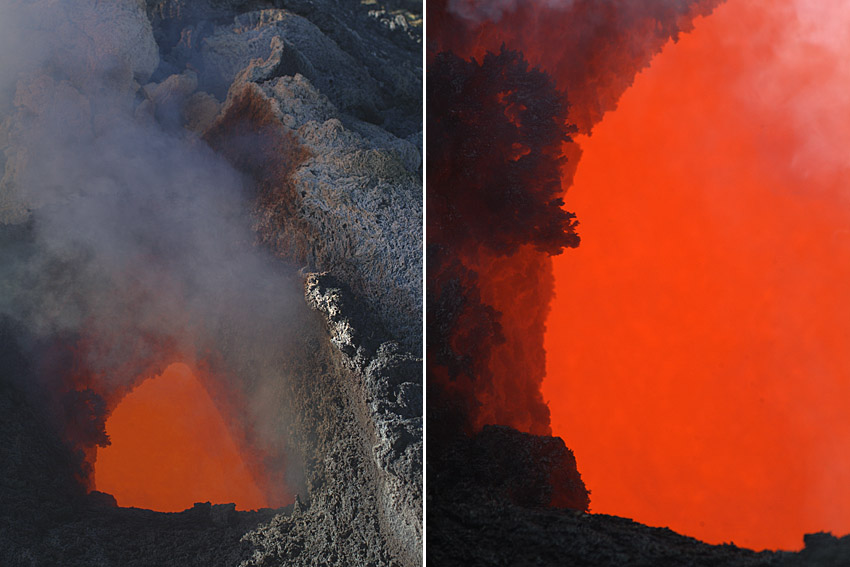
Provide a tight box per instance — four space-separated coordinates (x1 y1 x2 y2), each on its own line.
95 363 268 512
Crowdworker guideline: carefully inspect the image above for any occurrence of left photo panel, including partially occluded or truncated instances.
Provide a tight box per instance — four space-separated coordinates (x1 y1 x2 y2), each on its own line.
0 0 422 565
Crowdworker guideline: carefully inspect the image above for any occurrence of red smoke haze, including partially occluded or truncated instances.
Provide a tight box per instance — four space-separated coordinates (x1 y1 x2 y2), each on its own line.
545 0 850 550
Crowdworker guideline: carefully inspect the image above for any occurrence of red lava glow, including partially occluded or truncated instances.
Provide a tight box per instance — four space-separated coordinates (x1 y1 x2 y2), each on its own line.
544 0 850 551
95 363 269 512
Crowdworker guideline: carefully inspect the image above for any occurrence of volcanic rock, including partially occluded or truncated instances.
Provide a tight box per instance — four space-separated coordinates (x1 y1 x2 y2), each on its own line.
305 273 422 563
433 425 588 511
175 9 384 118
427 422 848 566
204 42 422 349
0 1 422 566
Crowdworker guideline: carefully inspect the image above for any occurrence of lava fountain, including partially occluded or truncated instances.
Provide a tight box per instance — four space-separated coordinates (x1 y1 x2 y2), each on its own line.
545 0 850 551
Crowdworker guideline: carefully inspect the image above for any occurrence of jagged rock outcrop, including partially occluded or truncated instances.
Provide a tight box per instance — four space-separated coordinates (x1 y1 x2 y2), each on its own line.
145 0 421 137
433 425 588 511
174 10 385 119
200 32 421 350
427 424 850 566
305 273 422 567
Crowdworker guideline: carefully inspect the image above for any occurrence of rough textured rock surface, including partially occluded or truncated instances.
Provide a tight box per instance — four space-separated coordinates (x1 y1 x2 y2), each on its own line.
147 0 421 137
202 36 421 350
0 0 422 565
232 276 421 567
434 425 588 511
428 499 782 567
304 273 422 567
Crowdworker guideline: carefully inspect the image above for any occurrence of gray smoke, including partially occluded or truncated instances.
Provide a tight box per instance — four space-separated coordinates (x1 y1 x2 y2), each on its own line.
0 0 308 504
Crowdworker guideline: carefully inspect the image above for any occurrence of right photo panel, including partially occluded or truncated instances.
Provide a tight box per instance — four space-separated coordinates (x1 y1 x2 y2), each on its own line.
426 0 850 564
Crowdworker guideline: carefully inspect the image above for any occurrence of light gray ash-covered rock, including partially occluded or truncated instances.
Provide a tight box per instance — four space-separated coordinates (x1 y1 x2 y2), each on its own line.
304 273 422 566
175 10 385 121
202 37 422 352
146 0 421 135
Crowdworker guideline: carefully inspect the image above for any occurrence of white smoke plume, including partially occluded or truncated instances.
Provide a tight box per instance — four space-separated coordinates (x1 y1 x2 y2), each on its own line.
0 0 308 503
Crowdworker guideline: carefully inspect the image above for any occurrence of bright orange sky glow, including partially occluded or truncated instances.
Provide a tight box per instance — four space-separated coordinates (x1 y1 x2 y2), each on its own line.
95 362 269 512
545 0 850 551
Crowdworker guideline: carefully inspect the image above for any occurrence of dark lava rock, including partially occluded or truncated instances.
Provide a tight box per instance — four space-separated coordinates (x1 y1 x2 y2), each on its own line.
427 422 850 566
434 425 588 511
427 498 784 567
782 532 850 567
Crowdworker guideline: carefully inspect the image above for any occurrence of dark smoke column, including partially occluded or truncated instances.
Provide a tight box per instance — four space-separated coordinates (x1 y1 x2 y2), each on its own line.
427 0 723 438
425 0 758 564
426 44 589 513
428 47 580 437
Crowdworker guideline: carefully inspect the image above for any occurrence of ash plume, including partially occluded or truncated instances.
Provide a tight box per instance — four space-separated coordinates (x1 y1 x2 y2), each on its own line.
428 47 579 257
0 0 308 501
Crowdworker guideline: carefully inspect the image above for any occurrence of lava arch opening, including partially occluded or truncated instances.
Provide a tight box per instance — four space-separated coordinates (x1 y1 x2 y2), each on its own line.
94 362 275 512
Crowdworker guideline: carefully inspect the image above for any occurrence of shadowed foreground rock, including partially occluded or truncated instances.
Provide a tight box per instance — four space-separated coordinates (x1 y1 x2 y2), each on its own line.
433 426 588 511
427 425 850 567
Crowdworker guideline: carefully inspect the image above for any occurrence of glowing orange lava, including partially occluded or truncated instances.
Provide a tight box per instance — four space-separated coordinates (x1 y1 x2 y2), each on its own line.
545 0 850 551
95 362 268 512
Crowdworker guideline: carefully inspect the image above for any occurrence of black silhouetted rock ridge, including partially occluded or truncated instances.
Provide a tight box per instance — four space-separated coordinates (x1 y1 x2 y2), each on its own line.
433 425 588 511
427 422 850 566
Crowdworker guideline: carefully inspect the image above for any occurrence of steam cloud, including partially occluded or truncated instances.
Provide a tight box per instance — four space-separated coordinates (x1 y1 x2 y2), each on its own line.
0 0 307 503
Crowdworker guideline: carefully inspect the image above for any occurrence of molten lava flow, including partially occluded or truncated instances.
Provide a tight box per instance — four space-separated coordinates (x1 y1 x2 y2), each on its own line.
95 363 268 512
545 0 850 551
